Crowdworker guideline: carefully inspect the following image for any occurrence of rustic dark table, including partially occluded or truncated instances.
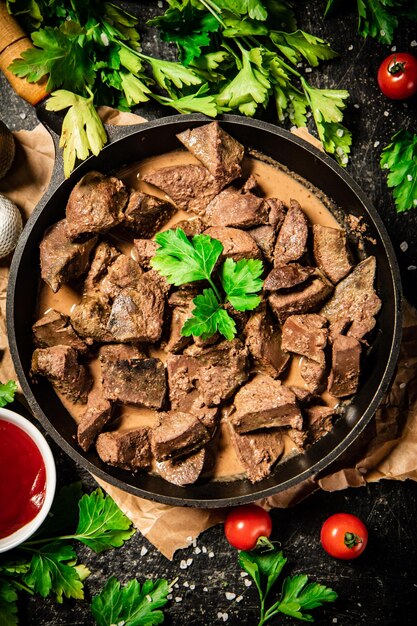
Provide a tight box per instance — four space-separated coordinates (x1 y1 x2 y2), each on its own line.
1 2 417 625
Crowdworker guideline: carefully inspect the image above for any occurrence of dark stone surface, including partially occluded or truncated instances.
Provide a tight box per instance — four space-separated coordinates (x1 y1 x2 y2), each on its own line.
1 2 417 625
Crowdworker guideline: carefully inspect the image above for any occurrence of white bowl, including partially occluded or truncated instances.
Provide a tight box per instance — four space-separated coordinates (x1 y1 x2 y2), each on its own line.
0 407 56 552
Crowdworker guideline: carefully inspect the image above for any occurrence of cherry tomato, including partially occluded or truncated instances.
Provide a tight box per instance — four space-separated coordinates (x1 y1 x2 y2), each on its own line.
224 504 272 551
321 513 368 560
377 52 417 100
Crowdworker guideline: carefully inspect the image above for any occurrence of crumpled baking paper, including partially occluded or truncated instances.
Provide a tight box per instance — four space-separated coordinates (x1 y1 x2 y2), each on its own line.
0 109 415 559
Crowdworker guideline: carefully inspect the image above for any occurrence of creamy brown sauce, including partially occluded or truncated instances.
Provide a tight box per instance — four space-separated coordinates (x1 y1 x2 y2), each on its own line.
38 150 341 481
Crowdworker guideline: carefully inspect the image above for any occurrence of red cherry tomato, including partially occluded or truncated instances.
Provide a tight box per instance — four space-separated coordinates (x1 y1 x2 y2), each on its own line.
321 513 368 560
224 504 272 551
377 52 417 100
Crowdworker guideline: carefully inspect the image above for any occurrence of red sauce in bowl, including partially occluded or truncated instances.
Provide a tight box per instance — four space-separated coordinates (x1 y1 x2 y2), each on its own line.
0 420 46 539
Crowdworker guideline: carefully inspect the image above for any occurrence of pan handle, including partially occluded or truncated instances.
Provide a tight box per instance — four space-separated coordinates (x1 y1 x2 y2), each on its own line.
0 2 49 106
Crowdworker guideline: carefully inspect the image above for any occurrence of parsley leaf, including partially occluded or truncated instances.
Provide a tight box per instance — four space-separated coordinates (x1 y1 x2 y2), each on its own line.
91 576 171 626
152 84 218 116
103 3 141 50
356 0 398 45
276 575 338 621
71 488 135 553
45 90 107 178
0 380 18 408
151 228 223 287
380 130 417 213
270 30 338 67
181 288 237 341
142 55 202 92
0 579 18 626
220 258 264 311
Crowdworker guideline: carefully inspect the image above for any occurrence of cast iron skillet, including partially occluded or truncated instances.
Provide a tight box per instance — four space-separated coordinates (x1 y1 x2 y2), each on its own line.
7 113 402 508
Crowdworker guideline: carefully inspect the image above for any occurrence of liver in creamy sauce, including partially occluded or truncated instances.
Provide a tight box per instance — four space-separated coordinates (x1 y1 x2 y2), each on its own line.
33 122 381 486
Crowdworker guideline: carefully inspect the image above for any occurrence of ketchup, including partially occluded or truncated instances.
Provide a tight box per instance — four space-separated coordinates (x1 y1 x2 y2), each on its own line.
0 420 46 539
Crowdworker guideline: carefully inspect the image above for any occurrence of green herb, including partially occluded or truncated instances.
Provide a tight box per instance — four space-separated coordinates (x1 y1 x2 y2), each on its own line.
0 486 135 622
324 0 417 45
239 549 337 625
91 576 171 626
151 228 264 341
0 380 18 407
7 0 352 172
380 130 417 213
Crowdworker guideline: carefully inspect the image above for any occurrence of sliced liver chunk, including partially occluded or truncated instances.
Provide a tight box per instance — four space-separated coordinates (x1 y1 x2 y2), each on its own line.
248 225 276 263
328 335 361 397
40 219 97 293
229 374 302 433
266 198 286 230
176 121 244 185
204 226 261 261
151 411 210 461
321 256 381 340
33 309 87 354
173 217 206 237
107 279 165 343
156 448 206 486
281 314 328 363
124 191 176 237
274 199 308 265
263 264 315 292
100 346 166 409
66 171 128 240
31 345 92 404
163 296 194 354
300 357 327 393
100 254 143 299
96 429 151 471
177 390 220 433
71 294 113 343
229 424 284 483
143 165 221 215
269 274 333 323
313 224 352 284
305 406 334 440
244 307 290 378
204 188 268 229
77 389 113 452
84 242 120 292
133 239 158 270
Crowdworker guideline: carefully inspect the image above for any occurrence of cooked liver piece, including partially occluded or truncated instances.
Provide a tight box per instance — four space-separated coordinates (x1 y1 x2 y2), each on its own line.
168 286 200 307
281 314 328 363
229 375 302 433
66 171 128 240
242 175 260 195
328 334 361 397
204 226 261 261
33 309 87 354
313 224 352 284
151 411 210 461
177 121 244 185
124 191 176 237
287 428 307 449
145 268 171 296
100 346 166 409
245 307 290 378
248 225 276 263
321 256 381 341
40 219 97 293
289 386 315 404
77 389 113 452
163 296 194 354
263 264 315 292
133 239 158 270
156 448 206 486
300 357 327 393
305 406 334 440
177 390 219 433
31 345 92 404
229 424 284 483
84 242 120 292
96 429 151 471
269 274 333 323
71 294 113 343
167 339 249 407
173 217 206 237
204 188 268 229
266 198 286 230
143 165 221 215
274 199 308 265
100 254 143 299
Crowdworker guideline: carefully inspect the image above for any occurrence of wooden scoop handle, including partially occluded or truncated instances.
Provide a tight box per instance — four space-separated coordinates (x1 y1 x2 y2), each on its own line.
0 2 49 106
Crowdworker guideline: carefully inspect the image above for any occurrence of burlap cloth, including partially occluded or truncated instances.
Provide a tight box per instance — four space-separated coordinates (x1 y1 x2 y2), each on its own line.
1 110 416 559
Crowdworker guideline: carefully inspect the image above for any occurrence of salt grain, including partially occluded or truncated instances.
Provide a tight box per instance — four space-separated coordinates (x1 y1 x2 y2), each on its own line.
187 558 193 566
236 595 243 603
407 175 413 182
190 584 196 590
380 29 386 36
348 44 353 51
180 560 187 569
195 547 201 554
146 595 152 602
183 581 189 588
305 67 312 73
400 241 409 252
19 112 26 120
140 546 148 557
411 40 417 47
202 546 207 554
354 103 360 109
399 382 406 389
175 597 182 603
208 551 215 558
167 594 172 600
244 579 252 587
225 592 236 600
373 141 380 148
391 46 397 52
383 111 389 117
217 612 229 622
203 587 208 592
240 572 248 577
407 265 417 271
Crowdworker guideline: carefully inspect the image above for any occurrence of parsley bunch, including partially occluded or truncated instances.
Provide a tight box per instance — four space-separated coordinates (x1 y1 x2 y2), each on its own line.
381 130 417 213
151 228 264 341
239 548 337 625
7 0 351 175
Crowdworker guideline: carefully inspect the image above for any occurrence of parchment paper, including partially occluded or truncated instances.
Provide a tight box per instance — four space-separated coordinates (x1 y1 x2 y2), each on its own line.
1 110 415 559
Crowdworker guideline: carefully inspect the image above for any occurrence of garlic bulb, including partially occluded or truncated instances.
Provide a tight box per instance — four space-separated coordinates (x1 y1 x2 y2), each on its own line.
0 194 22 258
0 121 15 180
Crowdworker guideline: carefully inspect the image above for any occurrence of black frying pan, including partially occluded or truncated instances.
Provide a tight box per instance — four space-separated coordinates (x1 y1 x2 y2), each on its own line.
6 113 402 508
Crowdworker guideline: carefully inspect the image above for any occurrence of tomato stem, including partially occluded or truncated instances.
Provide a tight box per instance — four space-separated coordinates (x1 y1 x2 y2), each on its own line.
388 57 405 75
255 535 275 551
344 531 362 549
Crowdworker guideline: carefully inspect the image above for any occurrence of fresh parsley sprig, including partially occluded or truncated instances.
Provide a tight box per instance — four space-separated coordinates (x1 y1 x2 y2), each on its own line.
380 129 417 213
151 228 264 341
0 380 18 407
239 549 337 625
